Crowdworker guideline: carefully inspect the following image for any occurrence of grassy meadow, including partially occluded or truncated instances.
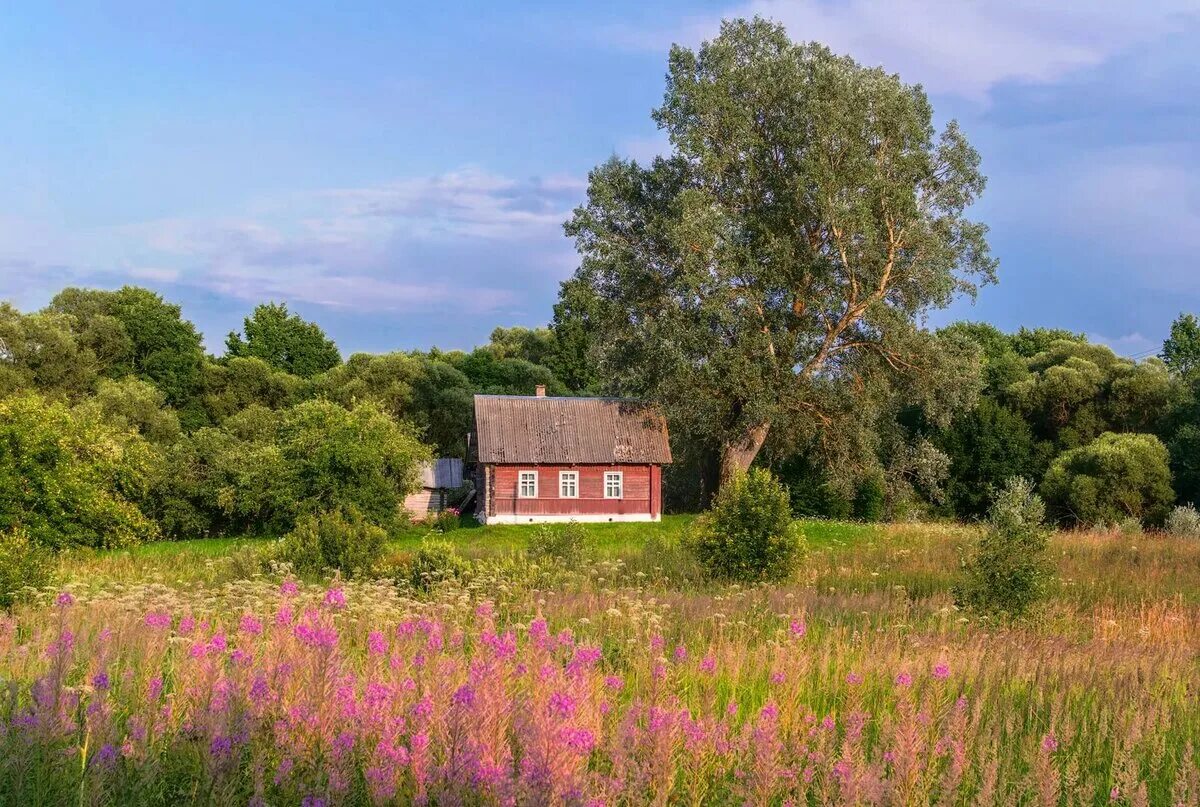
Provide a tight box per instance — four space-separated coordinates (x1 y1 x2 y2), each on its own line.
2 518 1198 805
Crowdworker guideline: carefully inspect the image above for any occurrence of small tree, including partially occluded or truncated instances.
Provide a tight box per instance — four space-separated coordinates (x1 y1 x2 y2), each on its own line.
687 468 802 582
955 477 1051 619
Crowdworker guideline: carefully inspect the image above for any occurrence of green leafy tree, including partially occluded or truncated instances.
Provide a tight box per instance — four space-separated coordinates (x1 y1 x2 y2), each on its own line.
939 398 1041 519
1041 432 1174 526
200 356 304 424
0 304 98 399
1162 313 1200 378
563 18 995 487
0 392 159 549
47 286 206 416
76 377 182 444
225 302 341 378
955 477 1051 619
276 507 386 578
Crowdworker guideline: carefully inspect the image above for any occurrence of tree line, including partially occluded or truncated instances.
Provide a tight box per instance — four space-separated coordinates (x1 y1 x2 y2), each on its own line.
5 18 1200 556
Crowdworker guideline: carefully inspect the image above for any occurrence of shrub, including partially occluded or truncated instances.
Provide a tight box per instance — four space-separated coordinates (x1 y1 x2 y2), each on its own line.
852 474 886 522
1041 432 1174 527
1165 505 1200 538
401 540 472 591
955 477 1051 618
1117 517 1143 537
276 508 386 578
0 392 159 550
0 527 54 609
432 507 461 534
528 522 592 566
687 468 802 583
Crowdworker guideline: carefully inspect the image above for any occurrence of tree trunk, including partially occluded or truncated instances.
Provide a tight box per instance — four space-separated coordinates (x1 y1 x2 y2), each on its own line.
718 422 771 489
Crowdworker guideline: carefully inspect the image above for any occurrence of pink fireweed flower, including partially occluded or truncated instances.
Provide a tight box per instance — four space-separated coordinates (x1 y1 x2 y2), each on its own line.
1042 733 1059 753
789 619 807 638
650 634 665 652
557 628 575 648
1110 786 1120 802
548 691 577 719
652 663 667 681
563 727 596 754
239 614 264 636
770 670 786 685
144 612 172 630
323 587 346 609
451 684 475 709
178 615 196 635
673 644 688 662
367 630 387 656
275 605 294 626
148 677 163 700
846 672 863 686
932 661 951 680
894 671 912 687
208 633 228 653
700 656 717 674
280 579 299 597
55 591 75 608
760 701 779 720
91 672 110 691
604 675 624 691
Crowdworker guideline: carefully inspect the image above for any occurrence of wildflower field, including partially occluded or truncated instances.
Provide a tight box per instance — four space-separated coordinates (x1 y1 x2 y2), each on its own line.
2 518 1198 806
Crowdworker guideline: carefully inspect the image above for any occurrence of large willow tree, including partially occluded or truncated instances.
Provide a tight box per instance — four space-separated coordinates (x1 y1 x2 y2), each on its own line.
564 18 996 485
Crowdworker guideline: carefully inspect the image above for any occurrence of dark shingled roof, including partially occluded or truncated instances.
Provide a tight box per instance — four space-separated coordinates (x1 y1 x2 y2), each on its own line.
474 395 672 465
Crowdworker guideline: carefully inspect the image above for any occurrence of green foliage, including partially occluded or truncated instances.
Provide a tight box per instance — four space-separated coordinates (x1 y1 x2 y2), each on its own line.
47 286 206 414
276 399 429 528
0 393 159 549
225 302 341 378
153 399 429 539
1165 505 1200 538
955 477 1051 618
431 508 461 534
1168 423 1200 508
687 468 802 582
1162 313 1200 378
939 398 1041 519
563 18 995 482
0 303 98 399
1041 432 1174 527
200 357 303 424
852 475 886 522
402 539 472 591
276 508 386 578
528 522 593 566
76 377 182 443
0 527 54 610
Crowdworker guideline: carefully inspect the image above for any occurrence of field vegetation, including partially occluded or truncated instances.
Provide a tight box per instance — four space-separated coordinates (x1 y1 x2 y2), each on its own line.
2 517 1198 805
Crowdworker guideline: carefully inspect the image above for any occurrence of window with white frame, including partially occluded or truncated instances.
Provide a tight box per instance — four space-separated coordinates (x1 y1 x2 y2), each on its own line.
518 471 538 498
559 471 579 498
604 471 624 499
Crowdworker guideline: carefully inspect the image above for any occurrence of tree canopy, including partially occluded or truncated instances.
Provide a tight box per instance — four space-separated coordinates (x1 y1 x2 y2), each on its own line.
226 302 341 378
563 18 995 485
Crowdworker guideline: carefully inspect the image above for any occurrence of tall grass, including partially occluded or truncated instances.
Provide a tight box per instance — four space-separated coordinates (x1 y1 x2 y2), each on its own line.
2 523 1198 804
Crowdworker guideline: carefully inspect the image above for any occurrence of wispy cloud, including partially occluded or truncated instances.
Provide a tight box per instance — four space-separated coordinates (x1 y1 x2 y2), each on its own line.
604 1 1198 100
2 168 583 319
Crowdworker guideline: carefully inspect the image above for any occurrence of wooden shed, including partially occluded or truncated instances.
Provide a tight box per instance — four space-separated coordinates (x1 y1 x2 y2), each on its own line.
403 458 464 518
472 386 671 524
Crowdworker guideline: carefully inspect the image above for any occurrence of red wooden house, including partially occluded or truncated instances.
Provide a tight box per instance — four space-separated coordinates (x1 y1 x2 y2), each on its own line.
472 386 672 524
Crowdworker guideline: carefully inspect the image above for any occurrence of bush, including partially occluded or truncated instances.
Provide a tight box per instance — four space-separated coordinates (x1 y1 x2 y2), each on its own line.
432 507 461 534
402 540 472 591
1041 432 1174 527
852 474 886 522
528 522 592 566
276 508 386 578
687 468 802 583
1166 505 1200 538
955 477 1051 618
0 527 54 609
0 392 159 550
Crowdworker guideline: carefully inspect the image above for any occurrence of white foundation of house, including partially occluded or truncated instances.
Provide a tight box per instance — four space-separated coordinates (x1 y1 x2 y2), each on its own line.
478 512 662 525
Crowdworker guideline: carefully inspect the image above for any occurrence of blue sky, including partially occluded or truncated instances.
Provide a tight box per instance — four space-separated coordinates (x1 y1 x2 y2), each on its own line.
2 1 1197 358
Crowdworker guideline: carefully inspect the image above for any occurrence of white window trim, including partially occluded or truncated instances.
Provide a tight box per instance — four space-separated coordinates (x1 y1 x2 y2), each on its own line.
559 471 579 498
604 471 624 499
518 470 538 498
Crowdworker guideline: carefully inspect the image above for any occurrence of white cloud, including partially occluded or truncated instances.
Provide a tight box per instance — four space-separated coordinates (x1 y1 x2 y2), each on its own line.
1088 332 1160 358
607 1 1198 100
1 167 582 316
